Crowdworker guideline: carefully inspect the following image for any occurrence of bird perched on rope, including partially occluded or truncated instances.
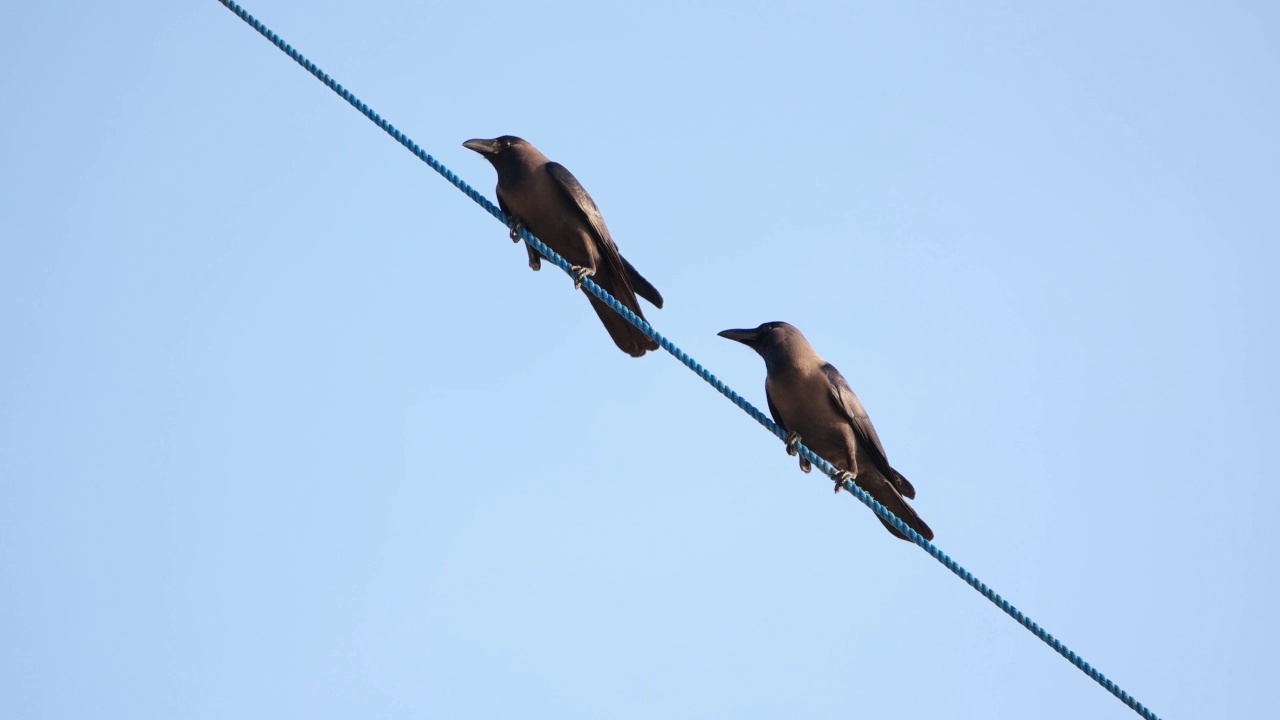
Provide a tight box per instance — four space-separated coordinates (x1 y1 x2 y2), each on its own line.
463 135 664 357
719 322 933 541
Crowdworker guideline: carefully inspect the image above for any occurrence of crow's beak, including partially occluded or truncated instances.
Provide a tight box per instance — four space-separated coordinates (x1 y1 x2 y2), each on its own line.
718 328 761 346
462 138 501 156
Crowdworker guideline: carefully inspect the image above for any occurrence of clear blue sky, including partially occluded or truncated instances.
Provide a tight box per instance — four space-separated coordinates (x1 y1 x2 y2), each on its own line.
2 2 1277 718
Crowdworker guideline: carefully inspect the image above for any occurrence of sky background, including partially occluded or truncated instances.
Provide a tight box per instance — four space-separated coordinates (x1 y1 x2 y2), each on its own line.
2 1 1277 718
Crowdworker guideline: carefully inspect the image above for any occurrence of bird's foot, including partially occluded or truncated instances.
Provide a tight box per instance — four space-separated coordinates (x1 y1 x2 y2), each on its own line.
525 243 542 272
570 265 595 290
784 431 802 457
507 217 526 243
833 470 857 495
799 457 812 474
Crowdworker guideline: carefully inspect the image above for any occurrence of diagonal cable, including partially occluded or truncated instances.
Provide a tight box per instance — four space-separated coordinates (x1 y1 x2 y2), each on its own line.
212 3 1163 718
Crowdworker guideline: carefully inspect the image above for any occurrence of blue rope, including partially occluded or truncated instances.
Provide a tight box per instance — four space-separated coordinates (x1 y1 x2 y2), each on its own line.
213 3 1162 718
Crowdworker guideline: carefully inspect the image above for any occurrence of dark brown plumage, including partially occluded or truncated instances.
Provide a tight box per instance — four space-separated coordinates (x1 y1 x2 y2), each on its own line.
463 135 662 357
719 322 933 542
